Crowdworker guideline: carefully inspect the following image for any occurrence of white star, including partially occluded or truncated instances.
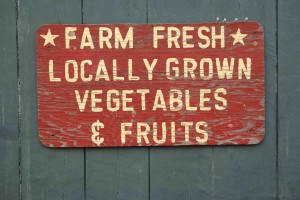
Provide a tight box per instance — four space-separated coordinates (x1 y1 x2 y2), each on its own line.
40 29 59 46
231 28 247 45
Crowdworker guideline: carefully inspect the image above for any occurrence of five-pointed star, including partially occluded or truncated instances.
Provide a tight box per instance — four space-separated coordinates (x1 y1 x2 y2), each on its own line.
231 28 247 45
40 29 59 46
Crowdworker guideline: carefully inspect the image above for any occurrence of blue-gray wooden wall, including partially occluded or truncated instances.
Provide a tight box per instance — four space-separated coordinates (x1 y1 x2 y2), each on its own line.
0 0 299 199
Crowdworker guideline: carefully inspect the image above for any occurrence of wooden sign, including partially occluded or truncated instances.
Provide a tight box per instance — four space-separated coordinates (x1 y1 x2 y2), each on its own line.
36 22 265 147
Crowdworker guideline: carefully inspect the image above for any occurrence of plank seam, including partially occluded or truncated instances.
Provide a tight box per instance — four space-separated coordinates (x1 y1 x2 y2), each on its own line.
276 0 279 199
84 150 86 200
146 1 150 200
146 0 149 24
81 0 87 199
81 0 84 25
15 0 22 199
211 147 215 200
210 1 215 199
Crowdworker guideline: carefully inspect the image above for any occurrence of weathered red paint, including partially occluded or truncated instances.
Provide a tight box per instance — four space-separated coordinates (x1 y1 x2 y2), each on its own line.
36 22 265 147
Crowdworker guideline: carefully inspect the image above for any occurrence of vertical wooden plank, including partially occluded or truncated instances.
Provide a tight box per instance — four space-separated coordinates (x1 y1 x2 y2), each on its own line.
0 0 19 199
278 0 300 199
83 1 149 199
18 0 84 199
148 1 213 199
212 0 277 199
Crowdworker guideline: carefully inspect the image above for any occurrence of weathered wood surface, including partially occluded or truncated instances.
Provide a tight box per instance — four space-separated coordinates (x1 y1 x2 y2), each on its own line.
148 0 276 199
83 1 149 199
278 0 300 199
36 22 265 147
147 1 214 199
211 0 277 199
18 0 84 199
1 0 300 199
0 0 19 199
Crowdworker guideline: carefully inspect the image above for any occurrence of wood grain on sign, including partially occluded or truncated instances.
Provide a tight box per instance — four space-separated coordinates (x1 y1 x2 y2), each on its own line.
36 22 265 147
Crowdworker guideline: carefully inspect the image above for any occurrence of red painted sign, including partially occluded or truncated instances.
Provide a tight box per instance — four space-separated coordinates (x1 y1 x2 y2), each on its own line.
36 22 265 147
